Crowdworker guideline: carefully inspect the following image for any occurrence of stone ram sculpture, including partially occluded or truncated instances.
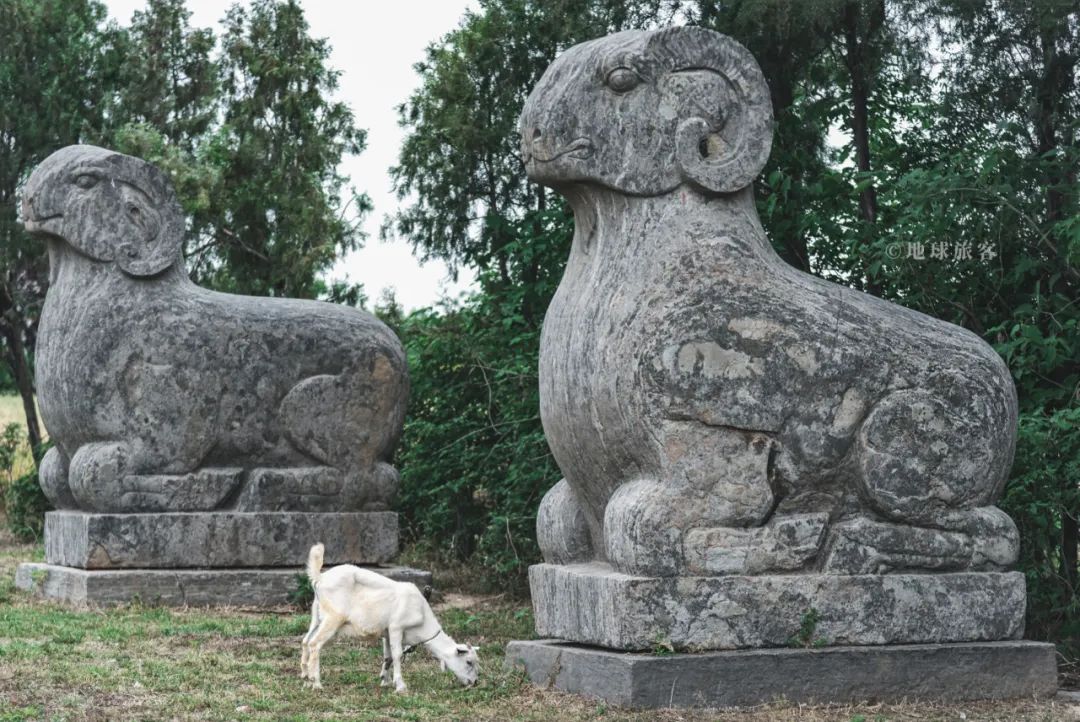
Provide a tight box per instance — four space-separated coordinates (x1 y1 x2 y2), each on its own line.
21 145 408 514
520 26 1020 579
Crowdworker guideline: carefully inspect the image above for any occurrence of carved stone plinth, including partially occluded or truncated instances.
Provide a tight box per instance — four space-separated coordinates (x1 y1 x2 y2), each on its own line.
43 510 397 568
16 563 431 607
506 639 1057 708
529 563 1026 651
19 510 412 607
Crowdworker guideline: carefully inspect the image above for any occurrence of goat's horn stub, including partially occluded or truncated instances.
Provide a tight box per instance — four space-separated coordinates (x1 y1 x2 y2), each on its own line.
651 26 773 194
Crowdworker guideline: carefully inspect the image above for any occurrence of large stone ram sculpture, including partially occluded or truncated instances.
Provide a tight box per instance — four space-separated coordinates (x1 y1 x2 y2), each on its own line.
518 26 1027 651
22 145 407 515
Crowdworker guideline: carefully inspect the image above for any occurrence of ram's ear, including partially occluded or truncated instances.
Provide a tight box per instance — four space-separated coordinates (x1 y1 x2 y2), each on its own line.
115 167 183 277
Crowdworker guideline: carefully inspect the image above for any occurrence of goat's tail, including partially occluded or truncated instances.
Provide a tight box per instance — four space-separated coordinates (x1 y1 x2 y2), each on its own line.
306 543 325 587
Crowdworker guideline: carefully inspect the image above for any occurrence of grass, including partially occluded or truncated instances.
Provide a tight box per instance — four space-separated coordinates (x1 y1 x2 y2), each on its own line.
0 536 1072 721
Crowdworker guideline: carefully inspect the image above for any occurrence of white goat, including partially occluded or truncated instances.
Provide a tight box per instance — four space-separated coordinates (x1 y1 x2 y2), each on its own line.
299 543 479 692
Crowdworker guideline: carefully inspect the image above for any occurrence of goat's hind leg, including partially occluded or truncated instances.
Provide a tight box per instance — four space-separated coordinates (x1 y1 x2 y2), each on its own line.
300 599 320 679
306 612 344 690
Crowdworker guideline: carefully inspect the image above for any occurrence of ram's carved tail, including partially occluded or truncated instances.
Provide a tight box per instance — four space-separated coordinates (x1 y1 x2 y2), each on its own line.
306 543 325 587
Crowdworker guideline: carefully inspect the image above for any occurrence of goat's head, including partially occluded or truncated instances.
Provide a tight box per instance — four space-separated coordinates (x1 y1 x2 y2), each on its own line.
21 145 184 277
519 26 773 196
443 643 479 687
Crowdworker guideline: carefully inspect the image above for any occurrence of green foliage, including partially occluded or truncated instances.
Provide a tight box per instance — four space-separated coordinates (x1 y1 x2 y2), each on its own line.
0 422 22 478
289 573 314 609
1006 407 1080 645
650 634 675 656
203 0 369 296
787 607 826 648
394 209 571 585
0 423 49 541
388 0 670 273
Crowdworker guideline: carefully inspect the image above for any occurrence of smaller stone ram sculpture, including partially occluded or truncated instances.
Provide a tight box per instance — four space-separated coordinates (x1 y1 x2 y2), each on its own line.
519 26 1020 577
21 145 407 514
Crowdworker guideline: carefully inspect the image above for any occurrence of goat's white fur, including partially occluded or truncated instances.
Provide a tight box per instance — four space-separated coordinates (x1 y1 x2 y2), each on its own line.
299 543 479 692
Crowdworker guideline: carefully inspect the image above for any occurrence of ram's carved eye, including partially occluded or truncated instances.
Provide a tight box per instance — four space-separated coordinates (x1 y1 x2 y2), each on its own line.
606 67 641 93
73 174 99 190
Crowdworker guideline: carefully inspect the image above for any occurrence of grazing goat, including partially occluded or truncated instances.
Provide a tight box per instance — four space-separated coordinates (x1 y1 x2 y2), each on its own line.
299 544 479 692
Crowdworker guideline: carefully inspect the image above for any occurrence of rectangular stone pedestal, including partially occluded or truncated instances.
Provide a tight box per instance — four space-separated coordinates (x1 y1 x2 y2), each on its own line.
530 563 1027 650
20 510 421 607
506 639 1058 708
44 510 397 568
16 563 432 607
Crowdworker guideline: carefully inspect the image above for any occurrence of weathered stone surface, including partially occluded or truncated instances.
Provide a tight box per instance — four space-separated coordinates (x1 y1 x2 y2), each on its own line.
506 639 1058 708
16 563 432 607
520 25 1020 580
44 510 397 569
529 563 1026 651
20 144 408 514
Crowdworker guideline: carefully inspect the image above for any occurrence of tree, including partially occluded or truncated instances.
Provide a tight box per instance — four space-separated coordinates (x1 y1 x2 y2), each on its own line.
201 0 369 297
388 0 670 281
0 0 115 458
0 0 371 473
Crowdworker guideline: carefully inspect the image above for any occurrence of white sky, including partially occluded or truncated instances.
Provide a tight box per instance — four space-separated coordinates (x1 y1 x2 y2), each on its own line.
103 0 479 311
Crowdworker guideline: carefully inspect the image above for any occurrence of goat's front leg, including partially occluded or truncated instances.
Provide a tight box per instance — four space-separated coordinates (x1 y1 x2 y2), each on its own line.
379 632 392 687
388 625 406 693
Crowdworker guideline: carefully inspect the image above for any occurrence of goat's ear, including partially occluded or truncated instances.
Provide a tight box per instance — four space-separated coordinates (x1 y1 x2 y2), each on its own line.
455 644 469 655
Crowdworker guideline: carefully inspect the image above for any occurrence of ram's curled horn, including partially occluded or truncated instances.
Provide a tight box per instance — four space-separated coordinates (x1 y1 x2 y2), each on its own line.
116 162 185 277
650 26 773 194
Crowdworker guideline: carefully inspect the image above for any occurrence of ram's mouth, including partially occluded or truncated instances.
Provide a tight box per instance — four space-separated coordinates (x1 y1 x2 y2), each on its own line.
527 138 594 163
22 213 62 233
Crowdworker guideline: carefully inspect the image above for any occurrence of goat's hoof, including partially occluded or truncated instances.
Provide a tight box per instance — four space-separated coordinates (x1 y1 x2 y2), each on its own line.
394 685 407 694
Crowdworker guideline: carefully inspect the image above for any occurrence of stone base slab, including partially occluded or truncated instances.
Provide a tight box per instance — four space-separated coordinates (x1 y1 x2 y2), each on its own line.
44 510 398 568
530 563 1026 650
16 562 432 607
506 639 1058 708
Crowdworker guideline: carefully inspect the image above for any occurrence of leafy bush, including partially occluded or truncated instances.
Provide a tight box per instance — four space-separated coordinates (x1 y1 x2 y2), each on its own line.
390 210 570 589
5 467 48 542
0 423 50 541
1003 407 1080 654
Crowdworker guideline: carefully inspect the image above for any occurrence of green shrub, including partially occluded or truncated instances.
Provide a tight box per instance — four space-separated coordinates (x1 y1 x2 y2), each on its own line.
0 423 51 542
5 467 49 542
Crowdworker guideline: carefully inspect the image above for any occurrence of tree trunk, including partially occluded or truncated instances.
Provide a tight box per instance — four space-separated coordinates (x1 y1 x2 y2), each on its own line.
0 318 42 462
768 74 812 273
1063 510 1078 592
842 0 885 295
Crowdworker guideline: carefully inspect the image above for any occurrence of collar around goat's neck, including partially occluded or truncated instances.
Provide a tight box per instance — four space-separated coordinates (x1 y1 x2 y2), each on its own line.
403 627 443 657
